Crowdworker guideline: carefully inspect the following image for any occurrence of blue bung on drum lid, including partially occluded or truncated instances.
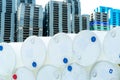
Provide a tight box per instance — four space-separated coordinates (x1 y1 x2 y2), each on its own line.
67 65 72 72
0 45 3 51
32 61 37 68
63 58 68 64
91 36 96 42
109 69 113 74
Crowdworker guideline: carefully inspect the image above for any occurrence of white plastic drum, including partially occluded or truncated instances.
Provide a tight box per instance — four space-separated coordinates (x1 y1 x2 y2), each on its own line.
0 76 6 80
12 67 35 80
61 63 89 80
73 30 101 66
47 33 73 68
92 31 107 45
0 43 16 76
37 65 61 80
103 27 120 64
21 36 46 71
90 61 120 80
9 42 23 68
92 31 107 61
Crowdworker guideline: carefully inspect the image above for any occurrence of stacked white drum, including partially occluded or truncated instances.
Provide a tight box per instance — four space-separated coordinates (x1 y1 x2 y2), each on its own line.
0 27 119 80
47 33 73 68
72 30 101 66
103 27 120 64
0 43 16 80
90 61 120 80
21 36 46 73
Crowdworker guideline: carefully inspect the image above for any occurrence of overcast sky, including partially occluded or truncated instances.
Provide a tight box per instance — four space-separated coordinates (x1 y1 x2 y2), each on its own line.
36 0 120 14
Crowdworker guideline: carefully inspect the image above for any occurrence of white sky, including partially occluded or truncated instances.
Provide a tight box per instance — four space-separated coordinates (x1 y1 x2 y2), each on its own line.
36 0 120 14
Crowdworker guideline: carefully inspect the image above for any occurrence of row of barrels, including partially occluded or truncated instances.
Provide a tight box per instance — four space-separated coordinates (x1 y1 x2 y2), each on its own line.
0 27 120 80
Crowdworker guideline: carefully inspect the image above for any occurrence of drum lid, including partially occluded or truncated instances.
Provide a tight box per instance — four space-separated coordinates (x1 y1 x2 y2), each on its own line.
47 33 73 67
21 36 46 71
90 61 120 80
73 30 101 66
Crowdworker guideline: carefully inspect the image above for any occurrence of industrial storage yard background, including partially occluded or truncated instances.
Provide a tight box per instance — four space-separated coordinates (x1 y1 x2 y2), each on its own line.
1 0 120 42
0 0 120 80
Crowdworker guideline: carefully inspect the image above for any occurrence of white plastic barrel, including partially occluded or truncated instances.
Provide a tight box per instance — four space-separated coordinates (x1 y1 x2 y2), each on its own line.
73 30 101 66
9 42 23 69
47 33 73 68
103 27 120 64
0 43 16 76
92 31 108 61
92 31 107 45
37 65 61 80
61 63 89 80
0 76 6 80
90 61 120 80
12 67 35 80
21 36 46 72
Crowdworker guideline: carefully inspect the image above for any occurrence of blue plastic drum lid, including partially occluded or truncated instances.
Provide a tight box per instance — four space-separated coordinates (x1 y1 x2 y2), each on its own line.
0 43 16 76
73 30 101 66
47 33 73 68
21 36 46 71
37 65 61 80
13 67 35 80
103 27 120 64
90 61 120 80
62 63 89 80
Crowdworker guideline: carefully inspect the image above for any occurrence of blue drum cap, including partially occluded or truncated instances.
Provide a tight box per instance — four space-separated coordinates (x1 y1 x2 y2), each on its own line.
32 61 37 68
67 65 72 72
63 58 68 64
0 46 3 51
91 36 96 42
109 69 113 74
